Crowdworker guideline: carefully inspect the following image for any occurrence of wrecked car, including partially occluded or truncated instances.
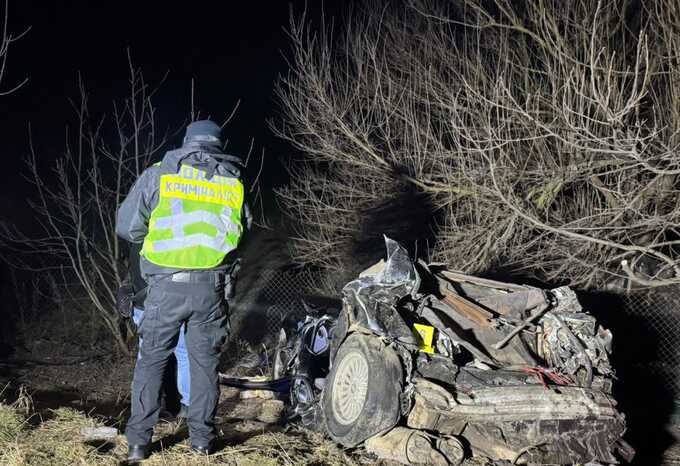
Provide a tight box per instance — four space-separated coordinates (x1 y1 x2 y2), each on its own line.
274 237 633 465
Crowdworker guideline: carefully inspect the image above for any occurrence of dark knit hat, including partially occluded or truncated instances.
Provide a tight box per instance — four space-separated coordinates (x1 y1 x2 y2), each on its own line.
183 120 223 147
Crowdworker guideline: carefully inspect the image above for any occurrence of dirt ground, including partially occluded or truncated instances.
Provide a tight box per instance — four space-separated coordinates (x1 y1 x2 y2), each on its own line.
0 254 381 466
0 343 384 466
0 312 495 466
0 224 402 466
3 336 680 466
2 225 680 465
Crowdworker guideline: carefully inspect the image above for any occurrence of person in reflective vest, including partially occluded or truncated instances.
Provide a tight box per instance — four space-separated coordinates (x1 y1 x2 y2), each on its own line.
116 120 251 461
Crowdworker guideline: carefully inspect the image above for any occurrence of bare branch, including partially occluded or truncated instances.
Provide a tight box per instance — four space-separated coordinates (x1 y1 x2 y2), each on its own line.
0 0 30 96
275 0 680 290
0 64 173 354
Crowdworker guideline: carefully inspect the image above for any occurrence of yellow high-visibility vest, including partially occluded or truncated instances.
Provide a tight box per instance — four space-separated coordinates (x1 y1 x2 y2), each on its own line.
142 164 245 269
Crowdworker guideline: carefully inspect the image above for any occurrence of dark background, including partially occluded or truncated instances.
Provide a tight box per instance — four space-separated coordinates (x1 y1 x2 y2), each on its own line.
0 3 676 464
0 0 348 224
0 0 348 345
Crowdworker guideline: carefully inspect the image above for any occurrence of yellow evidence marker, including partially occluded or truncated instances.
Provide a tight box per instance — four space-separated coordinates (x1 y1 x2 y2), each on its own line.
413 323 435 354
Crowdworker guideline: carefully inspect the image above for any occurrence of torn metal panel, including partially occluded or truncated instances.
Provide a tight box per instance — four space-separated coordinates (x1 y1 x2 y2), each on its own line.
342 236 420 309
365 427 464 466
277 237 631 465
340 237 420 344
410 381 625 464
437 279 495 327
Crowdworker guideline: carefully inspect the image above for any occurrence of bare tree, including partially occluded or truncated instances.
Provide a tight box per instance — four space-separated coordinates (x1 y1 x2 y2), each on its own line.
0 0 29 96
275 0 680 291
2 56 264 353
1 57 169 354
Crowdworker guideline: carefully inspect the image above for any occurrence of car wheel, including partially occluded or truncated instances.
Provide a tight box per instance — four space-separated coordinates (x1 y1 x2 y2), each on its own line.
322 333 403 447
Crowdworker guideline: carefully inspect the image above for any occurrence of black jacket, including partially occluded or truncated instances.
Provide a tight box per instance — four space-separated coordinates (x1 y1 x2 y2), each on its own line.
116 142 252 278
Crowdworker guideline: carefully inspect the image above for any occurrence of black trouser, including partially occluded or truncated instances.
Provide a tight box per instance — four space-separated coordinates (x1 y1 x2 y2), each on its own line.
125 272 228 447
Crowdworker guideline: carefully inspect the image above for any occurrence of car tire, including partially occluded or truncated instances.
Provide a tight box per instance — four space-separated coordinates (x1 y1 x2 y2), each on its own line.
321 333 403 447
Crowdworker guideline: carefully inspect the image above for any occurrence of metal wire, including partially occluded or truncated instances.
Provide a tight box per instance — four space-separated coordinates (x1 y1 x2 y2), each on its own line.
259 269 319 338
622 287 680 398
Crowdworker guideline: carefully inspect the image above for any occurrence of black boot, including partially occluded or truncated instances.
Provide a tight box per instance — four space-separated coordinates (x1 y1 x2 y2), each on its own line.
127 444 149 462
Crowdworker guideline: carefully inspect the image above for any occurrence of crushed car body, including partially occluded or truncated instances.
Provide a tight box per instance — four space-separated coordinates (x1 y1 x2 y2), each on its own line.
274 237 634 465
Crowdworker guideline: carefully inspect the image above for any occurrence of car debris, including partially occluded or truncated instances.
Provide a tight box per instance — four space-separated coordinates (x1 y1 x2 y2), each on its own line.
268 237 634 465
365 427 465 466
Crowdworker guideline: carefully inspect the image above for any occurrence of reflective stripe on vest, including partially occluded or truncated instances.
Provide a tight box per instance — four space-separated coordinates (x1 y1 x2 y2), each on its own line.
142 164 245 269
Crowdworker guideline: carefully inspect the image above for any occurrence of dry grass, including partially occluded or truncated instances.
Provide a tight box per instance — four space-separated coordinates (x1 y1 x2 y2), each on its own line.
140 429 356 466
0 403 25 450
0 400 367 466
0 404 114 466
0 385 505 465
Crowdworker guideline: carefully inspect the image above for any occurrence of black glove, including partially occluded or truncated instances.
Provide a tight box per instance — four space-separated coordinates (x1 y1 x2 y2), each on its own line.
224 259 242 301
116 282 135 319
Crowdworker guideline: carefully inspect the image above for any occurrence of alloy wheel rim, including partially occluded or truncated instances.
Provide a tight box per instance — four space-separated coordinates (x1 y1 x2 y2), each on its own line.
331 351 369 425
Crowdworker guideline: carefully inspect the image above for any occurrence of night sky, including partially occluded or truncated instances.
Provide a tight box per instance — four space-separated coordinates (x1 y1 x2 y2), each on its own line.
0 0 346 224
